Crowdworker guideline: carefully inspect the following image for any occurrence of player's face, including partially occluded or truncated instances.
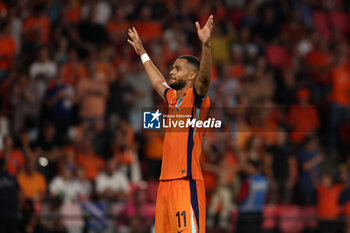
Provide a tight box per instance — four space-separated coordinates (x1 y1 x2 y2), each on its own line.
169 59 190 90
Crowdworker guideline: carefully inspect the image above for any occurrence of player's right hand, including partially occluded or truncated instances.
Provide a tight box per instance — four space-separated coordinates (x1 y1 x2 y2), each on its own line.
127 27 146 56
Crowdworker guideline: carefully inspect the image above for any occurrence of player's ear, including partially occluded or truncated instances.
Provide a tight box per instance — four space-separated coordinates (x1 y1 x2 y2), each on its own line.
188 71 197 82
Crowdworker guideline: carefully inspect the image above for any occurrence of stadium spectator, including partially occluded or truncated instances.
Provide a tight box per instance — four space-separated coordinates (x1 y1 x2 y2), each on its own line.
281 8 306 45
75 166 92 201
242 135 265 164
77 5 107 52
274 69 297 106
60 49 87 87
44 69 76 140
123 187 155 233
242 56 275 105
253 6 280 43
76 61 109 124
297 135 323 205
316 173 343 233
340 156 350 233
0 135 24 176
17 155 47 202
53 36 69 65
236 160 268 233
287 87 320 144
228 45 246 80
127 63 153 133
76 134 104 181
211 21 234 65
107 65 135 121
144 134 163 180
106 7 130 46
34 122 62 182
95 158 130 202
303 34 332 102
49 166 82 204
210 63 240 108
88 48 116 85
328 44 350 151
81 0 111 26
22 3 51 45
10 72 45 135
0 116 9 151
0 158 20 233
264 130 297 204
39 196 67 233
92 119 113 159
0 21 16 81
205 137 239 229
112 120 141 183
29 46 57 82
132 5 162 42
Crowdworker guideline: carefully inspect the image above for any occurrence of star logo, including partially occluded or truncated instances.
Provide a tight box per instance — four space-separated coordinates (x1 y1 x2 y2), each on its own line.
150 109 162 122
143 109 162 129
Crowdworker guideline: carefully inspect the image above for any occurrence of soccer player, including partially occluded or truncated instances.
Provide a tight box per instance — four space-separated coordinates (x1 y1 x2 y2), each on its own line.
128 15 213 233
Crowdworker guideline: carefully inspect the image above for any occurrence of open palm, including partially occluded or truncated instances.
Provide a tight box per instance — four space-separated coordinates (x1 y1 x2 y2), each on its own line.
195 15 214 45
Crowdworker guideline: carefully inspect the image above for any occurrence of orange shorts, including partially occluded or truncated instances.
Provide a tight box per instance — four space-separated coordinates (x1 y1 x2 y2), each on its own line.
155 178 206 233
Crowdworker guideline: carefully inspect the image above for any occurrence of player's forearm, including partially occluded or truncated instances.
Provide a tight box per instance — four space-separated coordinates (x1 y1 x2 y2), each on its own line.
140 53 169 97
197 43 212 95
143 60 167 89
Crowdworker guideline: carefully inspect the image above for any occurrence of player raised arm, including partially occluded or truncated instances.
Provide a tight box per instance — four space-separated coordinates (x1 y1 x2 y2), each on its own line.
127 27 169 101
195 15 214 96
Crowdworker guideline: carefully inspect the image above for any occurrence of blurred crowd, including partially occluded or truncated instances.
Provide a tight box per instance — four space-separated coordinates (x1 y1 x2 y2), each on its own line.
1 0 350 233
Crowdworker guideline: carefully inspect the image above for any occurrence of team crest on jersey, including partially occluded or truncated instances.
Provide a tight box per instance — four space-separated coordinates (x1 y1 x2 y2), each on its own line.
175 96 185 111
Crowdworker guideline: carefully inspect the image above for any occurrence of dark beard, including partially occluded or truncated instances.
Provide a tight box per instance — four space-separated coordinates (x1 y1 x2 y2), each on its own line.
169 79 186 90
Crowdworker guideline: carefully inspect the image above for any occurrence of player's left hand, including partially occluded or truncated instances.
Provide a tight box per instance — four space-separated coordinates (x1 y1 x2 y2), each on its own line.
195 15 214 46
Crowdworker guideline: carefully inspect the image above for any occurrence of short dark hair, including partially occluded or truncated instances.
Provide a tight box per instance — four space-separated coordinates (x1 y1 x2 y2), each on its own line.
178 55 200 71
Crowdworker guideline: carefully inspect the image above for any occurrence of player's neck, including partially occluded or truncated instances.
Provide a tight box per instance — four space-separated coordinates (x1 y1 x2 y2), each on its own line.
175 83 192 99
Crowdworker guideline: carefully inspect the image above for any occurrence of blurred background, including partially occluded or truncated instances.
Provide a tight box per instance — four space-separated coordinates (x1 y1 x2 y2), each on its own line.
0 0 350 233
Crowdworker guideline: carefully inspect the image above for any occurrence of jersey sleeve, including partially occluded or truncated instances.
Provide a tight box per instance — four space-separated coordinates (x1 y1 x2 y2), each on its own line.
193 86 209 109
163 88 176 105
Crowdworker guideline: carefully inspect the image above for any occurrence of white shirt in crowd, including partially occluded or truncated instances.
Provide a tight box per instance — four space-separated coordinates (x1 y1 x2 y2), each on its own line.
29 60 57 81
49 176 89 203
96 170 130 195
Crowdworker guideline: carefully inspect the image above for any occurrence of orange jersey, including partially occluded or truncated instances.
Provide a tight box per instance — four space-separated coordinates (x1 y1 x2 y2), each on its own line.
160 87 210 181
330 64 350 106
317 184 343 219
0 150 24 176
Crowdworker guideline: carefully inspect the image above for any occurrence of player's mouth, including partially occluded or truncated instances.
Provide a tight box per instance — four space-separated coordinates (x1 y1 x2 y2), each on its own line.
169 77 176 82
